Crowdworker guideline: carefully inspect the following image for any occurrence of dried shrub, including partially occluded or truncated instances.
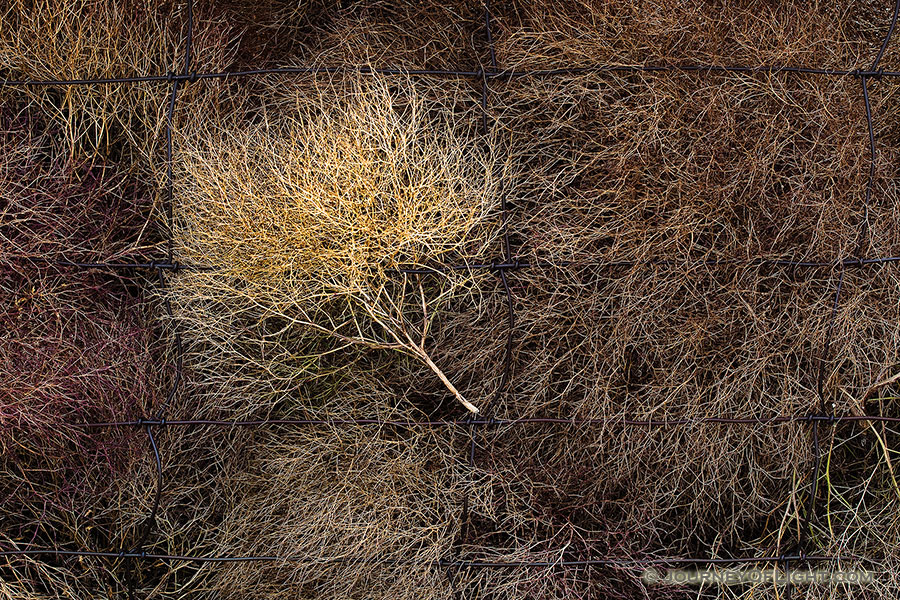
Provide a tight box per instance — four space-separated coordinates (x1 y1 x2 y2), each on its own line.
3 1 900 599
0 267 165 600
421 1 900 594
493 1 892 71
299 1 482 70
0 104 159 456
0 0 233 163
0 105 156 264
0 104 163 600
207 421 464 600
209 0 482 70
169 75 506 415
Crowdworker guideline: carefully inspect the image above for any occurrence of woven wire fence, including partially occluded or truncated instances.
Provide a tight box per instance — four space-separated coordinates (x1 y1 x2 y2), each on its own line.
3 0 900 597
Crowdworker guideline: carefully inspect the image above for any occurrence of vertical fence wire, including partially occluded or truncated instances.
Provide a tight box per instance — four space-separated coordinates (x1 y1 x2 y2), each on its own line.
445 2 516 595
118 1 194 597
791 2 900 596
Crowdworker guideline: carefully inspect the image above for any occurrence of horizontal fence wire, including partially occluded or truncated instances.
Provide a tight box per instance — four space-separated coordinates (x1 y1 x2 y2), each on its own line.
68 414 900 429
9 254 900 274
2 65 900 87
4 0 900 595
0 548 866 568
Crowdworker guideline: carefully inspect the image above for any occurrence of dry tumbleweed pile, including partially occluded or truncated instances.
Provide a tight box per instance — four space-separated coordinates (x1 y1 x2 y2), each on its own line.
2 1 899 598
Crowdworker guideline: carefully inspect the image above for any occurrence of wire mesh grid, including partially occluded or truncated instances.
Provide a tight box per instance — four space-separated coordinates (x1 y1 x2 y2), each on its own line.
2 0 900 597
